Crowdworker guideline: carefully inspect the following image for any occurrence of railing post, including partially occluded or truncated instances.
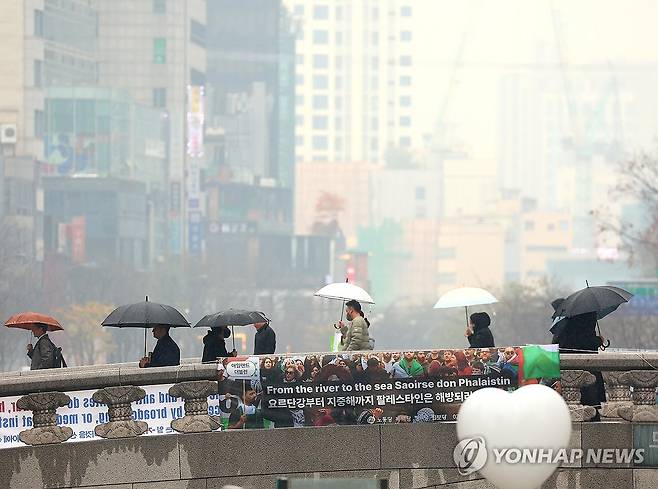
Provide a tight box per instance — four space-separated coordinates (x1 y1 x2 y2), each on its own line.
560 370 597 422
92 386 149 438
618 371 658 422
601 371 632 420
16 392 73 445
168 380 220 433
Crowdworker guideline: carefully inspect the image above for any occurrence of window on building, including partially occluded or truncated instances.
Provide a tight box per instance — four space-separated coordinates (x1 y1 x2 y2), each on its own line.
34 10 44 37
371 138 378 151
313 5 329 19
293 5 304 15
400 55 412 66
313 30 329 44
313 116 328 130
313 75 328 89
335 6 343 20
34 110 44 138
372 7 379 19
296 94 304 106
295 115 304 126
335 76 343 89
313 136 328 150
153 87 167 108
190 20 206 47
295 135 304 147
190 69 205 86
400 31 412 41
401 6 412 17
559 220 569 231
153 0 166 14
312 155 328 162
313 54 329 69
399 136 411 147
371 118 378 130
399 116 411 127
34 60 42 87
400 75 412 86
371 57 379 69
313 95 328 109
153 38 166 63
335 56 343 69
400 96 411 107
524 221 535 231
335 97 342 109
335 138 343 150
336 32 343 45
335 118 342 130
372 32 379 45
296 74 304 85
415 186 426 200
296 54 304 65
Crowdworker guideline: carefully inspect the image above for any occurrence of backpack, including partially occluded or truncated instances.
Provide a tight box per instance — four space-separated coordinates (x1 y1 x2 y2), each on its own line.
52 347 68 368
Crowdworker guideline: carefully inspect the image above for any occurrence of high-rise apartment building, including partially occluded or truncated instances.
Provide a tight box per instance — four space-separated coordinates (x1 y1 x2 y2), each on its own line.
288 0 415 163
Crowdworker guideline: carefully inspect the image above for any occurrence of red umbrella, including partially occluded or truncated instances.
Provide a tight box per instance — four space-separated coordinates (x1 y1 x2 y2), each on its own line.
4 312 64 332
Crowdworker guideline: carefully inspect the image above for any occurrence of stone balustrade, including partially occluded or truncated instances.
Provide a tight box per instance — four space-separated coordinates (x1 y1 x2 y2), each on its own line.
3 352 658 447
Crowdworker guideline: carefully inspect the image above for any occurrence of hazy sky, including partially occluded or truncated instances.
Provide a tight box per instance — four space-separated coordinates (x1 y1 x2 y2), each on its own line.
413 0 658 158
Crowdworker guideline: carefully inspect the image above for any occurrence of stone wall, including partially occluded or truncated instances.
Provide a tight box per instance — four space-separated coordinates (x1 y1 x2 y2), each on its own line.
1 421 657 489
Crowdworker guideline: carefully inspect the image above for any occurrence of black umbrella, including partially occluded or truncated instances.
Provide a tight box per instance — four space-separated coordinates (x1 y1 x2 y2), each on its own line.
550 283 633 350
193 309 269 352
102 296 190 357
553 285 633 320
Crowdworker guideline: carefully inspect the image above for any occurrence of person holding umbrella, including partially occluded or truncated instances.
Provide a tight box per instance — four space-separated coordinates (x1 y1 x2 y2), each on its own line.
336 300 372 351
27 323 59 370
202 326 234 361
5 312 65 370
139 325 180 368
465 312 495 348
550 283 634 421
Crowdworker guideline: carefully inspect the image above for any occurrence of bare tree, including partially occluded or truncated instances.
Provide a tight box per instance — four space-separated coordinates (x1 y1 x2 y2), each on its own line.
594 153 658 273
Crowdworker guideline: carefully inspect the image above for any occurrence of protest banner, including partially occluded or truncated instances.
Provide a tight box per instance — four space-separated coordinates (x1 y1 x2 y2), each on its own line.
217 345 560 429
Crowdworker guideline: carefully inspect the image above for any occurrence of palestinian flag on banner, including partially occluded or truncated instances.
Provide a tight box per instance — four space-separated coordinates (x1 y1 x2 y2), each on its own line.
520 344 561 380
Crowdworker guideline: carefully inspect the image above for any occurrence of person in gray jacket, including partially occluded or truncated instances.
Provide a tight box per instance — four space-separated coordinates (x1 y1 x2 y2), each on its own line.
336 300 372 351
26 323 58 370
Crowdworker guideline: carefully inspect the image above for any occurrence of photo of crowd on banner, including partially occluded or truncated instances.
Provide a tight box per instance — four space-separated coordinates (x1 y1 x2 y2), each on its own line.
216 347 559 429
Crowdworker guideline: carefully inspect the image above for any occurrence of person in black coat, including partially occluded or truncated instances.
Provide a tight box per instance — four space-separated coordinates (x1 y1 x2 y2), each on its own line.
202 326 234 362
139 325 180 367
253 321 276 355
551 311 606 420
465 312 495 348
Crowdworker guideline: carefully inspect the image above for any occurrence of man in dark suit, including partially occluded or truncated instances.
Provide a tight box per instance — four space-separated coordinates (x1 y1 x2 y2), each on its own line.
27 323 58 370
139 325 180 367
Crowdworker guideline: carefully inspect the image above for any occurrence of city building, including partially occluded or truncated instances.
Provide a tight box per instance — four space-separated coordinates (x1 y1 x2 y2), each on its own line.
96 0 207 256
43 87 169 261
205 0 295 190
436 217 506 295
43 176 148 270
288 0 416 162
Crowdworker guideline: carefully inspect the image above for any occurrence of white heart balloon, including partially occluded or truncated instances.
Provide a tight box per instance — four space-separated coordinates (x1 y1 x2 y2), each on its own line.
456 384 572 489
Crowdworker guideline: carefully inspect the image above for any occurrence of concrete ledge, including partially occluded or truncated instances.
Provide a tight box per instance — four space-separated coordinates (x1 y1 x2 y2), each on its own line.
381 423 460 469
178 424 382 479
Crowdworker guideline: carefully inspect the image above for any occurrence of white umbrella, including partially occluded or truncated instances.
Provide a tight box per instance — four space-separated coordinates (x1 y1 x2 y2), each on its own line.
433 286 498 325
315 282 375 304
315 281 375 322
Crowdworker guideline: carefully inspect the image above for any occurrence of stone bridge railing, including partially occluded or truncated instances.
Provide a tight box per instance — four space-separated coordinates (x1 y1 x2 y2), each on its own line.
2 352 658 446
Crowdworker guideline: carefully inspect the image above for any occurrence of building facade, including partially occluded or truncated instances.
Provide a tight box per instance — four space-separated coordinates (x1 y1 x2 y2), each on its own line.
288 0 415 163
